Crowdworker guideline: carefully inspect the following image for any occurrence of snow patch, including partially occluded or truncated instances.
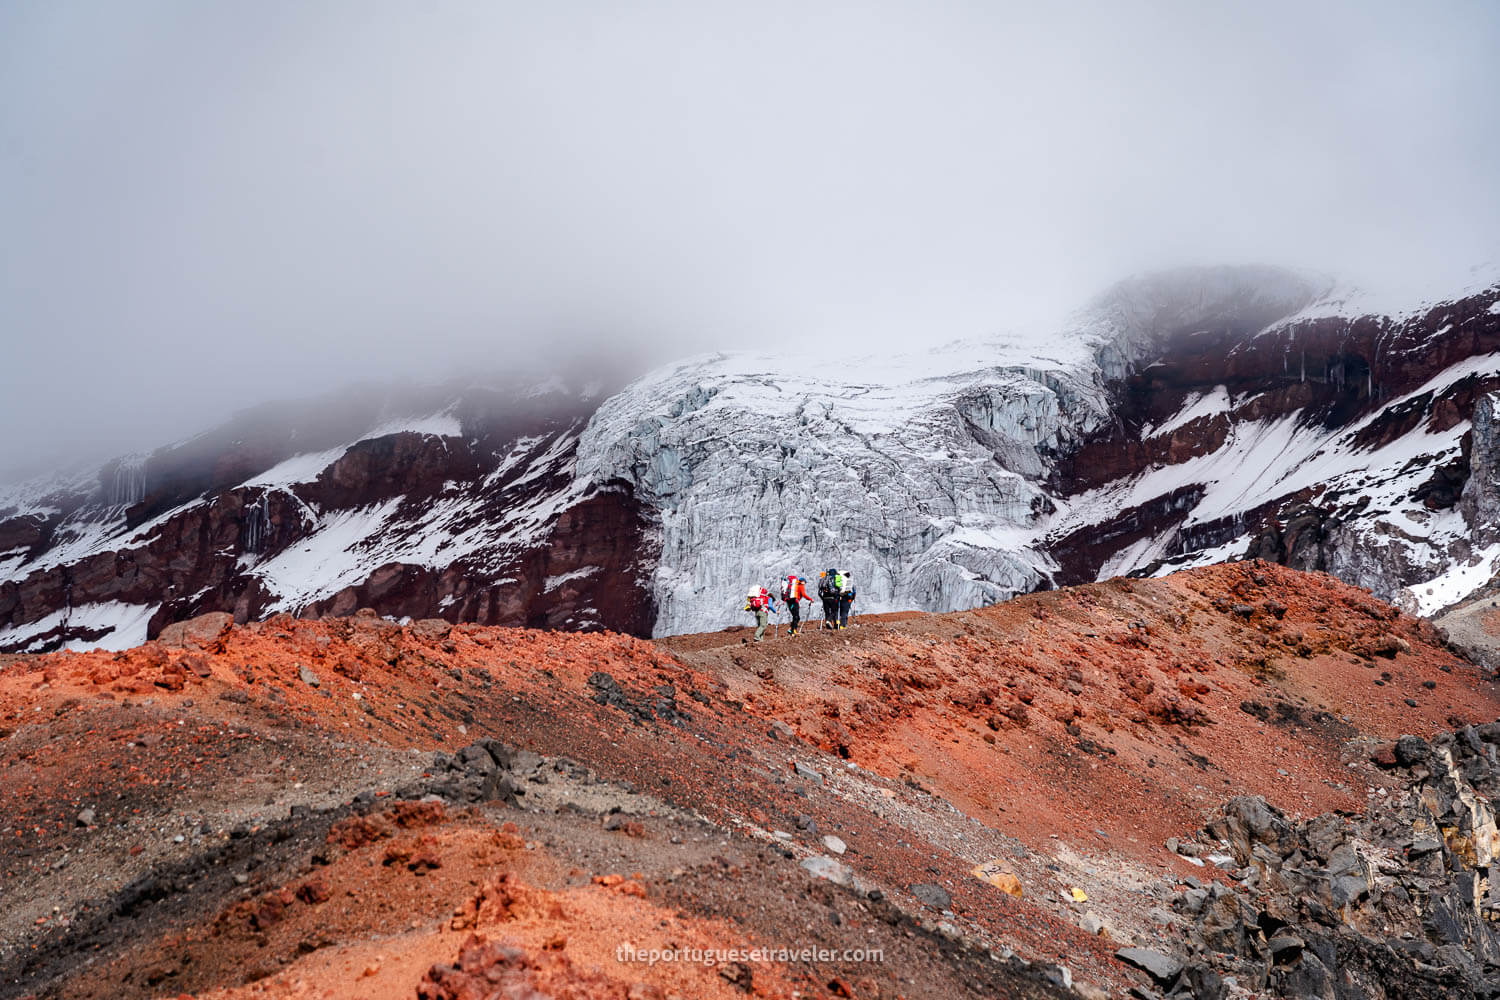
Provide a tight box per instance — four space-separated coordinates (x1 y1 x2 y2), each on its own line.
544 566 600 592
0 601 157 654
250 499 405 613
243 448 349 488
367 409 463 440
1401 543 1500 617
1147 386 1232 439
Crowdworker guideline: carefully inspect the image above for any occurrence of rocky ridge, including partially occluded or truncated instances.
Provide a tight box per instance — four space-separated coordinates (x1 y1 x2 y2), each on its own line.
3 561 1498 998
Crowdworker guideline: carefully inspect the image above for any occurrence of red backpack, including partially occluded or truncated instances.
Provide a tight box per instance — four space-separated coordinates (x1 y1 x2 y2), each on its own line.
746 586 768 611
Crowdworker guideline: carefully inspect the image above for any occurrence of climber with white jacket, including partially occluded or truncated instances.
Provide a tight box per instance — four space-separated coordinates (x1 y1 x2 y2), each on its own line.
838 573 857 629
744 584 778 642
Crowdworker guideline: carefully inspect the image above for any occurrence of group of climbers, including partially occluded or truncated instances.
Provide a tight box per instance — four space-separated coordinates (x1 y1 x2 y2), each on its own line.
742 568 856 641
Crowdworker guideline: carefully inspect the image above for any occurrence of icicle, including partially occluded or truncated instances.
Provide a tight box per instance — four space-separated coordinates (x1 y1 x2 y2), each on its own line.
243 494 272 553
107 459 147 507
1300 350 1305 383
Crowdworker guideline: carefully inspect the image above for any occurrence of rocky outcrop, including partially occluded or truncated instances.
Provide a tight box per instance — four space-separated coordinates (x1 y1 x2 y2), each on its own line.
1462 392 1500 542
1157 725 1500 998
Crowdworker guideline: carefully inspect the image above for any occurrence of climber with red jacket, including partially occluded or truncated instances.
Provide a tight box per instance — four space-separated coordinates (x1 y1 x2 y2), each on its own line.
781 574 812 636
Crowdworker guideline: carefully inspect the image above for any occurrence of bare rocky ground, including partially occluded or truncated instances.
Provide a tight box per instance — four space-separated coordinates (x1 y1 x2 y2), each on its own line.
1 561 1498 999
1435 588 1500 672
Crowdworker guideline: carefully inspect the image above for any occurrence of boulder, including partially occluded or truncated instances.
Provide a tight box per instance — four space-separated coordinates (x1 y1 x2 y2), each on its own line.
1215 795 1293 862
412 618 452 641
800 856 853 888
157 612 233 649
1394 735 1431 766
458 744 497 774
792 761 823 784
1115 947 1182 985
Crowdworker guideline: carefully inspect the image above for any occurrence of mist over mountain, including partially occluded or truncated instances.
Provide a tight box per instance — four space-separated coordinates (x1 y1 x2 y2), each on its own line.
3 2 1499 475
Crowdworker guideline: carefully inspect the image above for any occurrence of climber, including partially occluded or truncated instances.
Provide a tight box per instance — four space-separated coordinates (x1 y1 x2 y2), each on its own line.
838 573 856 629
744 583 777 642
781 574 812 635
818 569 839 629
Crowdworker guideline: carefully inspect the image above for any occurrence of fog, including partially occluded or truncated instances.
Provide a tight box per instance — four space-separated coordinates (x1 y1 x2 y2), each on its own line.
2 1 1497 478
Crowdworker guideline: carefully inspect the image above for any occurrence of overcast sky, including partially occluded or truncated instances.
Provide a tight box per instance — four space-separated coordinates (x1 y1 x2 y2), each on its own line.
2 0 1498 478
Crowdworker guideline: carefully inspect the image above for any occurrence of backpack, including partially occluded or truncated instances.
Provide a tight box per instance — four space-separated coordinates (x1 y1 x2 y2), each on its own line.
781 575 797 601
746 586 768 611
842 576 855 597
833 572 845 593
818 571 837 600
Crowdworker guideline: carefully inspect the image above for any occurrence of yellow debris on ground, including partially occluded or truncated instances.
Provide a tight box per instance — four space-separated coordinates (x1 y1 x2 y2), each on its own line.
971 860 1024 897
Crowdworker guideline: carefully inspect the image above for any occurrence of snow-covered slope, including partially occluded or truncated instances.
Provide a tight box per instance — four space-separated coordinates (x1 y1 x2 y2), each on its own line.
3 265 1497 649
1048 265 1500 613
0 378 654 651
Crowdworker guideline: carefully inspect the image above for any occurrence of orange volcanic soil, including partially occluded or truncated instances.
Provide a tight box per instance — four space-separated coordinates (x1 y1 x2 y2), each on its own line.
662 561 1489 860
1 561 1495 999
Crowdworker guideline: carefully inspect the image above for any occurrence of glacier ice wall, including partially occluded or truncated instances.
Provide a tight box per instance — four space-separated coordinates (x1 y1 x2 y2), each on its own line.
573 266 1341 636
575 341 1117 636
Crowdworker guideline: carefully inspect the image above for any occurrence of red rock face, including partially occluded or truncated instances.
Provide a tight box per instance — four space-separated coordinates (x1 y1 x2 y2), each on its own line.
1048 287 1500 586
0 379 657 651
293 482 659 636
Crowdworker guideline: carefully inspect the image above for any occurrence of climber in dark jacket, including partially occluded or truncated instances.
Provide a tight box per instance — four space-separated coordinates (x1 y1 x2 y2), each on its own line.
818 570 839 629
838 574 856 628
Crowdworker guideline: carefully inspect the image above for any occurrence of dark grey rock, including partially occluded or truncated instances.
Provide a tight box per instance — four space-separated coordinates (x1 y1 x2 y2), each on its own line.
458 743 497 774
792 761 823 784
1116 947 1183 985
909 883 951 909
479 739 516 769
1267 934 1305 962
1410 836 1443 856
1394 735 1431 766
